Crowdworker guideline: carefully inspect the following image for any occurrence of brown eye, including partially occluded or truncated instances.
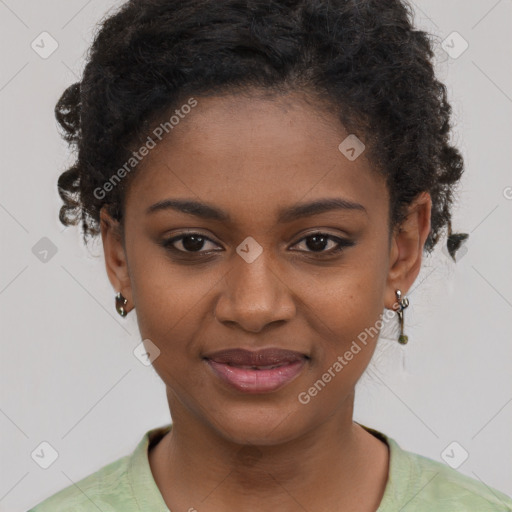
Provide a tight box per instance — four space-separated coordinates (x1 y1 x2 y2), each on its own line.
162 233 221 254
291 233 355 255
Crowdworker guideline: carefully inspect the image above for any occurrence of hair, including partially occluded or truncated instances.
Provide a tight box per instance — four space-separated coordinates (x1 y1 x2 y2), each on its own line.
55 0 468 260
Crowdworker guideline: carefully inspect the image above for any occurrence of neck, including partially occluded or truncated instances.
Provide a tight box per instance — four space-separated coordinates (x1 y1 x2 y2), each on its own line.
149 390 389 512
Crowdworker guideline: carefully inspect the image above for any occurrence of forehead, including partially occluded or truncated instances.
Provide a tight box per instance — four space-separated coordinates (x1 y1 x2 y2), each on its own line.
124 92 388 227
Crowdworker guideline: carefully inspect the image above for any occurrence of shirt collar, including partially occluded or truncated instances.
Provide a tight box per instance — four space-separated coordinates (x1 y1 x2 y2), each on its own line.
357 422 414 510
128 423 173 511
128 422 411 511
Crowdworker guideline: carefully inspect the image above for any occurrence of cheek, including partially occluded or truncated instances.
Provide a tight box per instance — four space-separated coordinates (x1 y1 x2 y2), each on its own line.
297 283 385 408
127 243 214 354
132 266 213 393
133 267 215 342
296 258 388 371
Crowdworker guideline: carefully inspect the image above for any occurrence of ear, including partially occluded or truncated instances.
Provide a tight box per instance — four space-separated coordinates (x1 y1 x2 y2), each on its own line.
99 205 134 312
384 191 432 310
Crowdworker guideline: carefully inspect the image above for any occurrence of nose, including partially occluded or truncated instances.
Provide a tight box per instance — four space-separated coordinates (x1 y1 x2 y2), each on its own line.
213 251 296 333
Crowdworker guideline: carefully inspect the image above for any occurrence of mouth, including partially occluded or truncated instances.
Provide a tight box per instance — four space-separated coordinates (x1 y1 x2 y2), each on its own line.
203 347 309 394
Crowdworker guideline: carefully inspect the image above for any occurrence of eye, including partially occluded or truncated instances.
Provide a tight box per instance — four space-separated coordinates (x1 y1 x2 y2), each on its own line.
160 231 355 257
161 233 221 254
291 232 355 256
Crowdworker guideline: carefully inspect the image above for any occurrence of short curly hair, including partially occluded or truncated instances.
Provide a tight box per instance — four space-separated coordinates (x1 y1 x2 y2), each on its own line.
55 0 468 259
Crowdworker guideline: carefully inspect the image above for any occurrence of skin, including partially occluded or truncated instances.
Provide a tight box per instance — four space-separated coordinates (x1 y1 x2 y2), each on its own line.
100 90 431 512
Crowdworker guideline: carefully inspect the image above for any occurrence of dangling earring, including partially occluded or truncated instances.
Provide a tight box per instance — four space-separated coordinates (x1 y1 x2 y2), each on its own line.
115 292 128 317
394 289 409 344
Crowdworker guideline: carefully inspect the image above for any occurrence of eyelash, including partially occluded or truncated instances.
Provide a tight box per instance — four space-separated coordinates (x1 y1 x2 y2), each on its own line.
160 232 355 258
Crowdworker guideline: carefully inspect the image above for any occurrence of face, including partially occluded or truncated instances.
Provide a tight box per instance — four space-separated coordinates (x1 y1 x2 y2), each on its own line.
101 91 431 446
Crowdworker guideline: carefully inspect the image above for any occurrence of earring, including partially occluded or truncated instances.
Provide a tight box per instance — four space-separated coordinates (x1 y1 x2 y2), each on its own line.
115 292 128 317
395 289 409 344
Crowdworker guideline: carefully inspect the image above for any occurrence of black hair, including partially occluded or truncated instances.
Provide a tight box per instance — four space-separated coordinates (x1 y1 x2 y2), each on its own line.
55 0 468 260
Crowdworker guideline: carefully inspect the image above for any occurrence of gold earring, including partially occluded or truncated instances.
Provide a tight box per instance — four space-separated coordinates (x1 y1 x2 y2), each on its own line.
395 289 409 344
115 292 128 317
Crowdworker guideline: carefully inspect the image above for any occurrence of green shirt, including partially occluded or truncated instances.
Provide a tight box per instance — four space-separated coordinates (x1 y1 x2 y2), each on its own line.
28 423 512 511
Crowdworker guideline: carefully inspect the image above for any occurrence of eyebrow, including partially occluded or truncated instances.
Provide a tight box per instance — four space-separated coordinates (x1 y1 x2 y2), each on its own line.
145 197 367 222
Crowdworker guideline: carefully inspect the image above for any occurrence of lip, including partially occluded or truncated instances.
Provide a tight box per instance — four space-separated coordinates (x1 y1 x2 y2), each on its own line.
204 347 308 366
204 348 309 394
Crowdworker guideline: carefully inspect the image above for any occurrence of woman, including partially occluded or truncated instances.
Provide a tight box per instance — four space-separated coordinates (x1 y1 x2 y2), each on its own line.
29 0 512 510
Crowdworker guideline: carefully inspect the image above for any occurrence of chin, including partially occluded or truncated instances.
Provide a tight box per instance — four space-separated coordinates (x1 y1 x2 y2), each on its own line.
207 401 311 447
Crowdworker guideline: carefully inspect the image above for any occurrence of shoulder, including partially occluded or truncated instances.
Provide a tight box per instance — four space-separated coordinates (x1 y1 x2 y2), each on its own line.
390 438 512 511
359 424 512 512
27 454 133 512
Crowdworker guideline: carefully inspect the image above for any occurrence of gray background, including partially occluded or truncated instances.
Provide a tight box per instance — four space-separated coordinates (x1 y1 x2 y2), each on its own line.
1 0 511 510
